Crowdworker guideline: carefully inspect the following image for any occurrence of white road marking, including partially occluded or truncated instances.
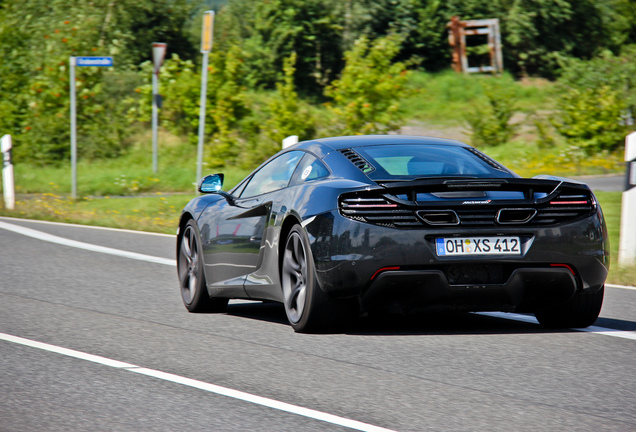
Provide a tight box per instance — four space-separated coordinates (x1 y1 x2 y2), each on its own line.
477 312 636 341
0 332 397 432
0 216 174 237
207 263 256 268
0 220 175 266
606 283 636 291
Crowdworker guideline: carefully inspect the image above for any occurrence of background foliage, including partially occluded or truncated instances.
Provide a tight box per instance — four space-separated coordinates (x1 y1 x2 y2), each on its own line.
0 0 635 169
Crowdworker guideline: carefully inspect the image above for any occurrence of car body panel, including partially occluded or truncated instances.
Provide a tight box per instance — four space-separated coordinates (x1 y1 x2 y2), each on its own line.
178 135 609 319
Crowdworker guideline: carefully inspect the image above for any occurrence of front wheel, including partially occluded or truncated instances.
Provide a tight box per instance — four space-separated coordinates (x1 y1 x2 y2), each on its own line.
281 225 356 333
534 285 604 328
177 220 228 313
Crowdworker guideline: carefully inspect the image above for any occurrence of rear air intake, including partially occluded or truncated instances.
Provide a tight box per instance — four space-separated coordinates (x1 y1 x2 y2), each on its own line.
496 208 537 224
416 210 459 226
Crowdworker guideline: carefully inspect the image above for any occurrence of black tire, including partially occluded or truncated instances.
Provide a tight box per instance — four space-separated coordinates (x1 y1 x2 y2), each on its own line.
535 285 604 328
177 220 228 313
281 225 356 333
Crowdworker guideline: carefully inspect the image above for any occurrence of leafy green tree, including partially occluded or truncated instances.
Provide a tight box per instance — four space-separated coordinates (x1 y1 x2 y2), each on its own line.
207 45 253 168
216 0 343 95
552 48 636 154
0 0 197 163
406 0 630 77
128 48 252 168
505 0 607 78
127 54 201 139
325 34 410 135
553 86 628 155
262 52 316 154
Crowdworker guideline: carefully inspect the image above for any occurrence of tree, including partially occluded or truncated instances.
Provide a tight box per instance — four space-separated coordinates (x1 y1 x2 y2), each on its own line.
263 52 316 152
505 0 607 78
325 34 410 135
0 0 197 163
216 0 343 95
552 48 636 154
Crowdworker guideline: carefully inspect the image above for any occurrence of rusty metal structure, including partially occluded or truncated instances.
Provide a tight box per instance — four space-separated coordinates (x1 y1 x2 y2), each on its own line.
448 16 503 74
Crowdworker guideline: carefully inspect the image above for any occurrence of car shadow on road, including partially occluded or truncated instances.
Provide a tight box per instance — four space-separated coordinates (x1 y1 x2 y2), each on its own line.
222 301 636 336
594 317 636 331
226 301 290 326
348 312 548 336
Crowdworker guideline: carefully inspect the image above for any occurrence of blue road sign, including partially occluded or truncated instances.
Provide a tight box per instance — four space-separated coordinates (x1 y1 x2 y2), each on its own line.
76 56 113 67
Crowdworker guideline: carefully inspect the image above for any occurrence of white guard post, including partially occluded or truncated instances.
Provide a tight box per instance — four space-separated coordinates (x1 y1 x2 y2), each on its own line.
282 135 298 149
619 131 636 266
1 134 15 210
151 42 167 174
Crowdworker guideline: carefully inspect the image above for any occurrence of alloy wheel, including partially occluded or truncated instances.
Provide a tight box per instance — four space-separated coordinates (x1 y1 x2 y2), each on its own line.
282 231 308 324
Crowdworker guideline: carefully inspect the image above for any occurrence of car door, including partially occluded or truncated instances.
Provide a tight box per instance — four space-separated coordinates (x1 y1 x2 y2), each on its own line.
198 151 304 297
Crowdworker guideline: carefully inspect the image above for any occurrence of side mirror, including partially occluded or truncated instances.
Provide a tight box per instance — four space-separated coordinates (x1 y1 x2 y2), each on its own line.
198 173 224 193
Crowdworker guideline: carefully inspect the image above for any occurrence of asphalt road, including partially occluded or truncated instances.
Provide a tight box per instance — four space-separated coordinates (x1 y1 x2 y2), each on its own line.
571 174 625 192
1 216 635 432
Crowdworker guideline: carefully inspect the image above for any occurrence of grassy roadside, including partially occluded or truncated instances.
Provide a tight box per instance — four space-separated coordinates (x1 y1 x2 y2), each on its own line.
594 192 636 286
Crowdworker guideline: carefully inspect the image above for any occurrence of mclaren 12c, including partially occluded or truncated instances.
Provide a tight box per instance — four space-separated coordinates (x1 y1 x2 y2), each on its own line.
177 135 609 333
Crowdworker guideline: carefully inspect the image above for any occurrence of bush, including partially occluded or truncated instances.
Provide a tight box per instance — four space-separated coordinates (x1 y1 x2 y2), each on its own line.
325 34 410 135
261 53 316 154
552 49 635 154
552 86 628 154
465 80 519 147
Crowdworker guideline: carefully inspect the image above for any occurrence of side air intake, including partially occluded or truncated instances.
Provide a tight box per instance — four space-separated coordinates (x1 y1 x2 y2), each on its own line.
338 149 375 174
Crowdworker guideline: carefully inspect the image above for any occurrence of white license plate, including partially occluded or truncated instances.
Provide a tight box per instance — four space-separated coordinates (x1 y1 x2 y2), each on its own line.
436 236 521 256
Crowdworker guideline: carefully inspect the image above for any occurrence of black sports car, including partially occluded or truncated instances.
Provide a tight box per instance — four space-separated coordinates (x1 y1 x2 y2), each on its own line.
177 135 609 333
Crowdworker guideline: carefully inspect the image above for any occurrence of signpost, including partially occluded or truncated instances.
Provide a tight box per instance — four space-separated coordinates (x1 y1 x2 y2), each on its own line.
1 134 14 210
151 43 167 174
619 131 636 266
197 10 215 185
69 56 113 198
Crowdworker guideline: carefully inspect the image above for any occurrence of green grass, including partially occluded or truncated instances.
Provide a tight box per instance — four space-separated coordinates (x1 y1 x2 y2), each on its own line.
595 192 636 286
481 141 624 178
401 70 555 126
1 193 195 234
399 71 624 178
9 130 252 196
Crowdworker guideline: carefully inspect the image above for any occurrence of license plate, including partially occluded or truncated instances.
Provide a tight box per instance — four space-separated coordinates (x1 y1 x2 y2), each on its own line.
436 236 521 256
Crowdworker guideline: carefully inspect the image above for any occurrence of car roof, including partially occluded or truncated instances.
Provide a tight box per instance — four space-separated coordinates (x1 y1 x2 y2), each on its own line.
294 135 470 154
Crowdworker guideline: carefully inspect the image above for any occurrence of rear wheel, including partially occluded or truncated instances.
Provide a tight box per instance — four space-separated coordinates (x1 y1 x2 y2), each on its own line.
281 225 356 333
178 220 228 313
534 285 604 328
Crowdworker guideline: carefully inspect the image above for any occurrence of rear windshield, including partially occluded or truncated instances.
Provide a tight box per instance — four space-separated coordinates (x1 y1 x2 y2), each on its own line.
353 144 514 179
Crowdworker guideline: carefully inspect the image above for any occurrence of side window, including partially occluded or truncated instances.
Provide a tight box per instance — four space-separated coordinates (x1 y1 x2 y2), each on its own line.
240 151 304 198
290 154 330 186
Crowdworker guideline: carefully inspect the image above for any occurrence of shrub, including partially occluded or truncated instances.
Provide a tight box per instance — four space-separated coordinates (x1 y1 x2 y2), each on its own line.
465 81 519 147
552 86 628 154
261 52 316 154
552 49 635 154
325 34 410 135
